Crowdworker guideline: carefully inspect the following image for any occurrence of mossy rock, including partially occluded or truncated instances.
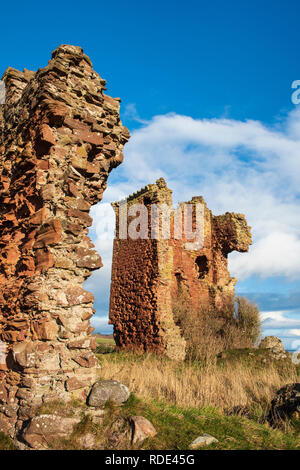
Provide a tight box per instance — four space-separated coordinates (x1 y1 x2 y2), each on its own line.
0 432 16 450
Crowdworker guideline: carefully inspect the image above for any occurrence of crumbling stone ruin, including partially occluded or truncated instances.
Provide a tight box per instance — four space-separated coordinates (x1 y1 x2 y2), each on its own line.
109 179 252 360
0 45 129 437
268 383 300 426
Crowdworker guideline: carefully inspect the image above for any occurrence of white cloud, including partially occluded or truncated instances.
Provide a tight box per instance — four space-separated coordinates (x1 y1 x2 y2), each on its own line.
288 329 300 336
100 107 300 279
230 232 300 280
261 311 300 349
90 315 112 333
261 310 300 329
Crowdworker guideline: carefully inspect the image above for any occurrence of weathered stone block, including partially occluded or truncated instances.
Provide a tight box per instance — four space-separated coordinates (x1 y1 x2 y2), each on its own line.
23 414 81 449
88 380 130 407
32 320 58 341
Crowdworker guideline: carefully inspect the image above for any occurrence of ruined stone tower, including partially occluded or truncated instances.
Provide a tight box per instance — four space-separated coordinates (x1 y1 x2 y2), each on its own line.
0 45 129 436
109 178 252 360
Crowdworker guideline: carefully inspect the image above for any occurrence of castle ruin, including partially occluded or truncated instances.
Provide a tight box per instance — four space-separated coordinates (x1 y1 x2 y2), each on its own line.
109 178 252 360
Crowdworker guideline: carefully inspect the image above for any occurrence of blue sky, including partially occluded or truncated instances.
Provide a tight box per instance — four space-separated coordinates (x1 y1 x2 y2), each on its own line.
1 0 300 348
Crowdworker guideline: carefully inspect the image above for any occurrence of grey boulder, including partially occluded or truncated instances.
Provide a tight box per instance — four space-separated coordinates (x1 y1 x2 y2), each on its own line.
88 379 130 407
189 433 219 449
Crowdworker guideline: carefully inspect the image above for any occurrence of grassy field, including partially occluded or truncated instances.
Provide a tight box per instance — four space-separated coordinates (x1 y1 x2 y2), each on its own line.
95 337 115 354
94 347 300 450
95 337 114 344
4 391 299 450
97 348 297 414
105 394 300 450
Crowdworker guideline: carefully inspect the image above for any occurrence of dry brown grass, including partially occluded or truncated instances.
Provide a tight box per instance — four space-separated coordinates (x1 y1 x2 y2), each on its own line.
99 352 298 416
173 293 261 361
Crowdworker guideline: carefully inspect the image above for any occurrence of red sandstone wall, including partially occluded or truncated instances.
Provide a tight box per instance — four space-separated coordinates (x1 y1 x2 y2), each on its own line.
109 238 164 353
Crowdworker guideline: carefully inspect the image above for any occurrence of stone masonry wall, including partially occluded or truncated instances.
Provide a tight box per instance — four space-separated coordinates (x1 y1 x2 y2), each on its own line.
0 45 129 437
109 179 251 360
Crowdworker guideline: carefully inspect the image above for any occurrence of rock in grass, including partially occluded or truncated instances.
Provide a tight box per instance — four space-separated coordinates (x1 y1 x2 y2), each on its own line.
130 416 157 443
189 433 218 449
267 382 300 425
88 380 130 407
259 336 285 355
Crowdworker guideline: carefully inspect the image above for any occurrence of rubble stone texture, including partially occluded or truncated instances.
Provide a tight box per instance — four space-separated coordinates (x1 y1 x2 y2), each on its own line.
0 45 129 436
109 178 252 360
267 383 300 425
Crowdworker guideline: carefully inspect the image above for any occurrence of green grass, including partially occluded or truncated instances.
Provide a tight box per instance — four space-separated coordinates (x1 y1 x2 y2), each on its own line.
96 337 115 344
37 398 87 417
96 337 116 354
1 394 298 450
95 348 300 449
1 391 299 450
106 394 300 450
1 345 299 450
